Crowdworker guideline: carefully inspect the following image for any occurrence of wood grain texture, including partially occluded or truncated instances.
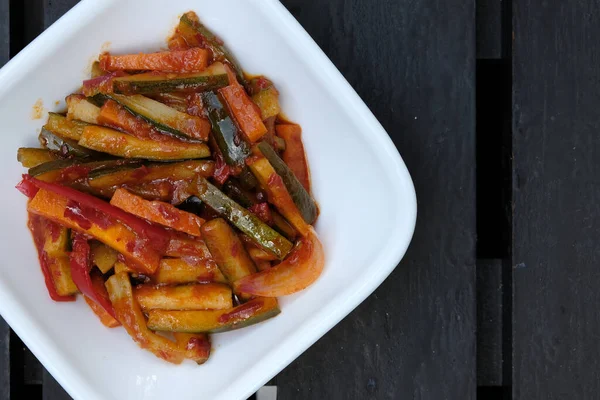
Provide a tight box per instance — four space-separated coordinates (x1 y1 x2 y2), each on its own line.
0 2 10 397
0 318 9 400
41 0 79 28
512 0 600 399
0 0 8 65
476 0 502 59
477 259 503 386
42 371 71 400
277 1 477 399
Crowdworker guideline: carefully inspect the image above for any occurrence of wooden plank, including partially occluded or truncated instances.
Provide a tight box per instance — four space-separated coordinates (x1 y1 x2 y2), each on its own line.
23 348 42 385
512 1 600 399
477 259 503 386
0 2 10 398
0 0 8 65
43 370 71 400
0 318 9 400
277 0 476 399
42 0 79 29
476 0 502 59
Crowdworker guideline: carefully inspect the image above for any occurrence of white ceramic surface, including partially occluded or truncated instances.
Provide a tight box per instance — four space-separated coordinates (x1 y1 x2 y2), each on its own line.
0 0 417 399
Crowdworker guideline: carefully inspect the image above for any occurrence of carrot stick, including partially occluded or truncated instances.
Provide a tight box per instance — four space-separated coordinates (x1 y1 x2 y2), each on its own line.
99 48 208 73
110 188 205 236
246 156 311 237
219 75 267 143
276 124 311 192
98 99 155 140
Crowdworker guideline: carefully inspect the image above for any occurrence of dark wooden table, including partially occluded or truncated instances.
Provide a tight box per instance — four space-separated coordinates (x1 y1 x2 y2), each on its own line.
1 0 597 399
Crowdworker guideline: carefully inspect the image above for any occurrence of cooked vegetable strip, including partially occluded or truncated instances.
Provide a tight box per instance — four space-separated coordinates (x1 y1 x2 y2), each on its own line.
277 124 312 192
154 258 227 285
91 61 106 78
149 93 188 112
84 295 120 328
234 227 325 297
28 215 78 300
70 234 119 319
17 148 59 168
202 91 250 167
135 283 232 311
168 35 189 51
246 246 278 262
178 12 245 84
29 159 143 184
105 273 185 364
23 175 171 246
66 94 100 124
249 77 281 120
201 218 257 284
78 126 210 160
194 177 293 259
257 142 317 224
219 80 267 143
114 261 135 274
39 128 98 159
90 242 118 274
173 333 210 364
247 155 311 237
44 112 89 141
222 180 297 240
82 71 127 97
111 188 205 236
87 160 214 190
99 48 208 73
23 176 171 270
100 94 210 141
98 99 158 140
147 297 280 333
113 62 228 95
166 233 213 258
28 189 161 274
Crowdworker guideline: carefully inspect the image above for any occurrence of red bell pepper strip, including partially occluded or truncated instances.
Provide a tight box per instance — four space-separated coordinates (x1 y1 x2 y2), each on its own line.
70 234 118 319
20 175 171 252
16 178 39 198
28 215 75 302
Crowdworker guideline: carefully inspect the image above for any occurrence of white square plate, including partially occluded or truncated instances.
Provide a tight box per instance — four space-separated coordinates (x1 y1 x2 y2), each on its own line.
0 0 417 399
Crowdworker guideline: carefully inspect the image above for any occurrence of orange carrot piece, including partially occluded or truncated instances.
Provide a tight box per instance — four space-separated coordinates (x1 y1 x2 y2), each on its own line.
99 99 188 143
110 188 205 236
28 189 162 274
85 296 120 328
246 156 311 237
219 83 267 143
98 99 154 140
276 124 311 192
99 48 208 73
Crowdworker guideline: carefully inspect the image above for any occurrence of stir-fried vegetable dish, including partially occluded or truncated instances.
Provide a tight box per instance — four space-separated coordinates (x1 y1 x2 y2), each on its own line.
15 11 324 365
